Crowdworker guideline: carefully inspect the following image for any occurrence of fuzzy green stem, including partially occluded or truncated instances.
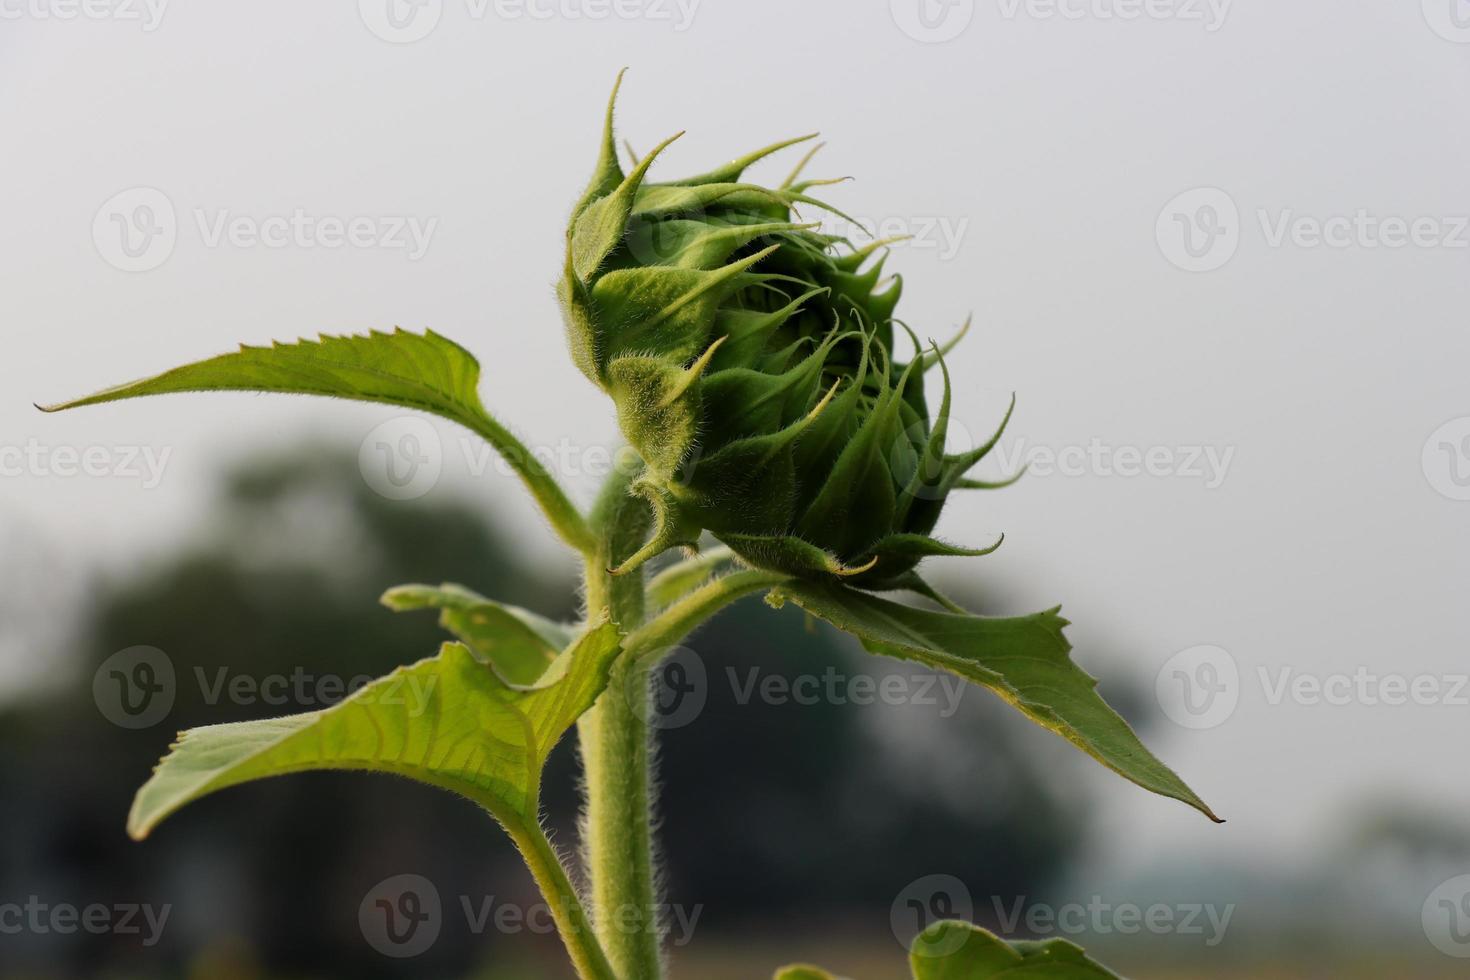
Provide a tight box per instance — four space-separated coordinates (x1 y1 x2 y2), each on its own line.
575 468 792 979
463 411 597 555
508 821 618 980
578 468 662 980
625 569 790 666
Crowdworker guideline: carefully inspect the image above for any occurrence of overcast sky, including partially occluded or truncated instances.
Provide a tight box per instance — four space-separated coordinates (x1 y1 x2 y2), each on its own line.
3 0 1469 886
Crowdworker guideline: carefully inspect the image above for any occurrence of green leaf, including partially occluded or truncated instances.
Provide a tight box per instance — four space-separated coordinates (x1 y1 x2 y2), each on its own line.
773 581 1220 823
775 922 1123 980
39 328 595 555
772 966 840 980
381 582 572 687
128 624 621 841
910 921 1124 979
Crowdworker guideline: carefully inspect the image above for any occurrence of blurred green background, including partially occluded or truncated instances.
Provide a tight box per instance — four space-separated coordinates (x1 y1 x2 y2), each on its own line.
1 448 1464 979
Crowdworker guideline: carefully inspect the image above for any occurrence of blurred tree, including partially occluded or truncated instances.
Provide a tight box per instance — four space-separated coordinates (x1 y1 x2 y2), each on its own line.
0 447 1079 979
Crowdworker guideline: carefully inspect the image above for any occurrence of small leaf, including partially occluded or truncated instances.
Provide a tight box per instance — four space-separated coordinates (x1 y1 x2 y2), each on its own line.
38 329 595 554
381 582 573 686
772 966 841 980
910 921 1124 979
775 581 1220 823
128 624 620 840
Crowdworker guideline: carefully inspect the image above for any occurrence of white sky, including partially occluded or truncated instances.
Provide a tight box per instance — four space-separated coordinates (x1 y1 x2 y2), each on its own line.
2 0 1469 885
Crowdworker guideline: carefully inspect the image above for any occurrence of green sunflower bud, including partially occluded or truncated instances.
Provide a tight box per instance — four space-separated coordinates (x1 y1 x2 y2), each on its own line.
559 72 1015 585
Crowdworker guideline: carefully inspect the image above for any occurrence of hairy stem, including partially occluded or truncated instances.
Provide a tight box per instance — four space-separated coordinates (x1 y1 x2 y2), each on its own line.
578 468 662 979
625 568 790 666
508 821 618 980
464 411 597 555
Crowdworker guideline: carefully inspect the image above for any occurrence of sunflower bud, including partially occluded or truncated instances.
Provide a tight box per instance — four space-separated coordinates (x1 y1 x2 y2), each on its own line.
559 73 1014 585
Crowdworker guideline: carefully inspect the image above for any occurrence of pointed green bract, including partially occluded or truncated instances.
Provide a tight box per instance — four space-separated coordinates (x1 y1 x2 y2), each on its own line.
128 625 621 840
39 328 595 554
774 580 1220 823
